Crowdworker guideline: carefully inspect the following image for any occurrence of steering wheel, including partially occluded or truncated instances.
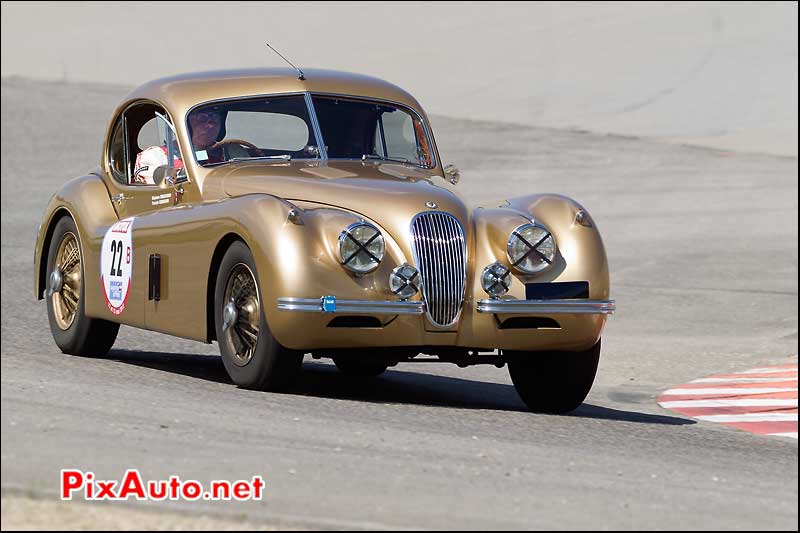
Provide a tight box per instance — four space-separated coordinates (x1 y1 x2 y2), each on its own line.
211 139 264 158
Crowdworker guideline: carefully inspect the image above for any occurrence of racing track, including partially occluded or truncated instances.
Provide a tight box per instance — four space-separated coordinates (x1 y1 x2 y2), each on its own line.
1 78 797 529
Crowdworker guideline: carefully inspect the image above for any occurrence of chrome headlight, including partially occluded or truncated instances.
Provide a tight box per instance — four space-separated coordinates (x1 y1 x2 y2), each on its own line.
507 223 557 274
339 222 385 274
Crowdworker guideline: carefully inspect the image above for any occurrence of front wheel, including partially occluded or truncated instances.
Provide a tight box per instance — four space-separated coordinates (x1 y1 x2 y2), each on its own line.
506 340 601 414
45 216 119 356
214 241 302 391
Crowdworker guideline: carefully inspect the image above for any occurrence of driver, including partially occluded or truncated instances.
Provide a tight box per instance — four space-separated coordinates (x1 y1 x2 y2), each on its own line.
132 108 227 184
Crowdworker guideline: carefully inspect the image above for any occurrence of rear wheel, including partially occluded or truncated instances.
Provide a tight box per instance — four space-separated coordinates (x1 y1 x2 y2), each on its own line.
507 340 601 414
214 241 302 391
333 358 389 377
45 216 119 356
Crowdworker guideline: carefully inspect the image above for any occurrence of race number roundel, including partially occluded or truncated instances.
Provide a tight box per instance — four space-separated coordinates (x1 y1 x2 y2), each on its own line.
100 217 134 315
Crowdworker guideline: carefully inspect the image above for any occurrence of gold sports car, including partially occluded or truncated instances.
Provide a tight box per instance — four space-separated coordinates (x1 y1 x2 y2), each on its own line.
34 68 615 413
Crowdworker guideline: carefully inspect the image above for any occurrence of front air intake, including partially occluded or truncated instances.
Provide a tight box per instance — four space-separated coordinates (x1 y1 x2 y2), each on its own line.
410 212 467 327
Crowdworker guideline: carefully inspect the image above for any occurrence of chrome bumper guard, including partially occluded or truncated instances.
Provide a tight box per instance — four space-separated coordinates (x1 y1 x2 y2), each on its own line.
277 297 426 315
477 299 616 315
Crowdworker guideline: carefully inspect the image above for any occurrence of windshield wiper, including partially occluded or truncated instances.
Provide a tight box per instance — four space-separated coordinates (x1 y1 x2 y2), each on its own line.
202 154 292 168
361 154 414 165
228 154 292 162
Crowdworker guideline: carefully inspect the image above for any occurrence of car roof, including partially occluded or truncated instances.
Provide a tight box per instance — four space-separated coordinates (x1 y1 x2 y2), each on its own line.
123 68 426 117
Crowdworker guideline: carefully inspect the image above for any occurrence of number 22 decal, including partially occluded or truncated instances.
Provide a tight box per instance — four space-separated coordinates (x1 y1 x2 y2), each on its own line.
109 240 124 276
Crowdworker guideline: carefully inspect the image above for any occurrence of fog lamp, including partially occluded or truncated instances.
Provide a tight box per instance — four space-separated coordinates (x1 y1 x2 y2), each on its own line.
481 262 511 298
389 264 420 300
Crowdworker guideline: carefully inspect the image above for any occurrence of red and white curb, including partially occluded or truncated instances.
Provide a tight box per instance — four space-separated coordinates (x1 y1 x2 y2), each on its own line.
658 364 798 440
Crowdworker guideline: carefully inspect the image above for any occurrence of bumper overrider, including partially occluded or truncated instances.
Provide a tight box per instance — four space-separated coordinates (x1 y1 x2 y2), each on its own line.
276 296 615 315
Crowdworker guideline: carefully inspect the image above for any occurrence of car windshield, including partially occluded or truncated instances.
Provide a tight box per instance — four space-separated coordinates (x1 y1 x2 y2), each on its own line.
311 95 434 168
188 95 319 167
188 94 434 168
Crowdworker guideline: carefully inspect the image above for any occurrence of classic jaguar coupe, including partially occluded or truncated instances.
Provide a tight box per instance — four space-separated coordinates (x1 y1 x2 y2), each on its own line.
35 68 614 413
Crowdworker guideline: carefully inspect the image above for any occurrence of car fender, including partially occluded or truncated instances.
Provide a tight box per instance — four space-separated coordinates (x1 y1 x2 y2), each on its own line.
34 172 119 304
119 193 408 344
500 194 610 300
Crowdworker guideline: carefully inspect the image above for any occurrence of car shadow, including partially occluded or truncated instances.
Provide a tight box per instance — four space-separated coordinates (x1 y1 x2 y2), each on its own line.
106 349 694 426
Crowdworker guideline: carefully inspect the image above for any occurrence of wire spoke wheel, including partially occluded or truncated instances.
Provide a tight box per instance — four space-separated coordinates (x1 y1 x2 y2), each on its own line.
222 263 260 367
52 232 82 330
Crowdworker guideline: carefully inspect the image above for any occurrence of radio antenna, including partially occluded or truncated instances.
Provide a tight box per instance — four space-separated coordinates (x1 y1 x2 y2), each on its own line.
265 43 305 80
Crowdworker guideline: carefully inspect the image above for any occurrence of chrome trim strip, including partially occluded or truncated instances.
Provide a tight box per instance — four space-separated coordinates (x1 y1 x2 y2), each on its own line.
277 297 425 315
304 91 328 160
476 299 616 315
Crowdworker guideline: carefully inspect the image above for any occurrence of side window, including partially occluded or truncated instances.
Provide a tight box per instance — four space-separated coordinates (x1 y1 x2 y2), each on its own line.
108 116 128 184
137 117 162 151
382 110 419 163
125 103 181 186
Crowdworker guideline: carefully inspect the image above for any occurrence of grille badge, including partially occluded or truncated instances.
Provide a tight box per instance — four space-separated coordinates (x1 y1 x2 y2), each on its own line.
425 201 437 209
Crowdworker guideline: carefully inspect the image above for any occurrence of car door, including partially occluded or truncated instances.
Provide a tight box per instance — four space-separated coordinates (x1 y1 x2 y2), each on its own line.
101 103 188 329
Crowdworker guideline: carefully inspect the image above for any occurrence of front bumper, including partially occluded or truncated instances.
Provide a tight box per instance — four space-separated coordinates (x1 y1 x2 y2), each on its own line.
476 298 615 315
273 294 611 351
277 297 425 315
277 296 614 315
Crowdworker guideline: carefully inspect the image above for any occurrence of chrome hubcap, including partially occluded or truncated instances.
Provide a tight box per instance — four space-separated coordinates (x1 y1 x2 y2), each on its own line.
48 268 64 296
222 300 238 332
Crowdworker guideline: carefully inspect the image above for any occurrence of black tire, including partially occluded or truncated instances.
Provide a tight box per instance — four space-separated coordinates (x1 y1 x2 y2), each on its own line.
45 216 119 356
507 340 601 414
333 358 389 377
214 240 302 391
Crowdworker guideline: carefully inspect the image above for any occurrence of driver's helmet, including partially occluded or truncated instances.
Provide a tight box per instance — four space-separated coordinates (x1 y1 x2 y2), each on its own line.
132 146 184 185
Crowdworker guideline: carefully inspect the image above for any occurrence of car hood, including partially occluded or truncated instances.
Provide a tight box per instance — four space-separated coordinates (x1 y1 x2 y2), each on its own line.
206 160 470 229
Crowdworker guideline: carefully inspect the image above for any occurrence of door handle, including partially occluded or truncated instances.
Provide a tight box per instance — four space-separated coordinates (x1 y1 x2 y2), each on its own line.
112 193 131 205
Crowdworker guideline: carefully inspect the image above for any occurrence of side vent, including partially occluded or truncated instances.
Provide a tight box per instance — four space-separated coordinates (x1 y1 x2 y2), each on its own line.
499 317 561 330
327 316 383 328
148 254 161 301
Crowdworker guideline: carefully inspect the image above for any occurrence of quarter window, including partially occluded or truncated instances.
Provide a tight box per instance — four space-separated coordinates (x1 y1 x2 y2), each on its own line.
108 117 128 184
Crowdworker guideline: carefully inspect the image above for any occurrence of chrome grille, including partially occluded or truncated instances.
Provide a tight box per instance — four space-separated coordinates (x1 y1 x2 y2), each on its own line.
410 212 467 327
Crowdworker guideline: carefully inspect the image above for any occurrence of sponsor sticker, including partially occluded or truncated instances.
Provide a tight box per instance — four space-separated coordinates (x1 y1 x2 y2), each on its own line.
109 281 123 301
100 217 134 315
151 193 172 206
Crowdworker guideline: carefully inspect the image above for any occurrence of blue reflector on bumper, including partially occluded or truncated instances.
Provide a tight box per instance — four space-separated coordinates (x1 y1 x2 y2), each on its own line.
322 295 337 313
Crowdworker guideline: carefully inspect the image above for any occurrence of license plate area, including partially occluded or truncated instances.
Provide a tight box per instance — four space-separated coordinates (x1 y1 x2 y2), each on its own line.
524 281 589 300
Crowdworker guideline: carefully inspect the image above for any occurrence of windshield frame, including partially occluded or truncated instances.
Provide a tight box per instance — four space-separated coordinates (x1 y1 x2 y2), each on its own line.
184 91 437 170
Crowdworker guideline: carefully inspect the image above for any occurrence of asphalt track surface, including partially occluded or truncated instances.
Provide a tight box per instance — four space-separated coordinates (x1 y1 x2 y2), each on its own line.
1 78 797 529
